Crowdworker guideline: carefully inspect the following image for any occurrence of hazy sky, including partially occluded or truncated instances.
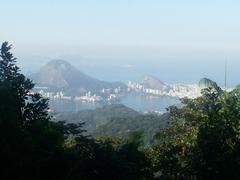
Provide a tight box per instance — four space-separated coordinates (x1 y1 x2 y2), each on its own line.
1 0 240 85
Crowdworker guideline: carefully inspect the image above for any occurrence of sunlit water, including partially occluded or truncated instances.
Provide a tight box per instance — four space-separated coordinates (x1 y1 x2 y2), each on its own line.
49 95 180 113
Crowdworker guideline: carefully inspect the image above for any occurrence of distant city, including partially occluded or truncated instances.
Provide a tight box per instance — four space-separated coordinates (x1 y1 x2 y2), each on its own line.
30 60 233 113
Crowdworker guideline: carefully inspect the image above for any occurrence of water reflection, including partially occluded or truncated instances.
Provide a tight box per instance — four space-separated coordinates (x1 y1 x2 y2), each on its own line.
49 95 180 113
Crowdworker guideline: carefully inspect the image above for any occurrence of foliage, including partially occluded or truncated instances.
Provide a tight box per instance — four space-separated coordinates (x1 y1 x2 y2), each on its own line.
0 42 152 180
3 41 240 179
95 113 170 146
147 85 240 179
63 135 152 180
56 104 169 146
55 104 140 133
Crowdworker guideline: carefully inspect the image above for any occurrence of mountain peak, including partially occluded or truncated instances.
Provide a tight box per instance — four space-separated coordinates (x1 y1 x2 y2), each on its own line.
47 59 71 65
142 74 165 90
198 78 214 88
45 59 73 70
198 78 219 89
30 60 126 94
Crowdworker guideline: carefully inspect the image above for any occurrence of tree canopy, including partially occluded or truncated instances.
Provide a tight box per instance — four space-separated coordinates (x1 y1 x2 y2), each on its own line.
0 42 152 180
147 86 240 179
1 41 240 179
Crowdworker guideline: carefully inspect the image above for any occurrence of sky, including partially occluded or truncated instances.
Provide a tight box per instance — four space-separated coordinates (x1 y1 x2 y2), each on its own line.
1 0 240 86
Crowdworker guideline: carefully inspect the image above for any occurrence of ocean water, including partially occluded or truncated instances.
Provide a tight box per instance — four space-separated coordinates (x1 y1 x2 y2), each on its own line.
20 55 240 88
120 95 179 112
72 59 240 88
49 95 180 113
49 100 102 112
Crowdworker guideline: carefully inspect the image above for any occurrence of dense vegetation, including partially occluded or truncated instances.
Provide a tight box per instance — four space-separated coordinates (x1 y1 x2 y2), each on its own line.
2 42 240 179
94 113 169 146
55 104 140 134
0 42 151 180
146 86 240 179
55 104 169 145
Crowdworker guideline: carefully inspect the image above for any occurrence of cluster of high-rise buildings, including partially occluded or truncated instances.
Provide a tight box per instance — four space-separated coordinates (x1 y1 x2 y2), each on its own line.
127 81 202 99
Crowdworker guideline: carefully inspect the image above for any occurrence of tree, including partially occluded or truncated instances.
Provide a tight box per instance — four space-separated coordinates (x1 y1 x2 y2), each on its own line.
63 133 153 180
148 83 240 179
0 42 50 127
194 89 240 179
0 86 23 179
0 42 153 180
0 42 67 180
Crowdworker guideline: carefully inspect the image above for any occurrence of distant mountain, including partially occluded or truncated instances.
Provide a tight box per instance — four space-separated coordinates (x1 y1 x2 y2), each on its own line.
198 78 219 89
54 104 140 134
142 75 166 90
30 60 126 94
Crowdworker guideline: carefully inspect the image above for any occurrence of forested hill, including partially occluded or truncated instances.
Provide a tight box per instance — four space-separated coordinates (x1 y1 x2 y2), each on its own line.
54 104 139 133
54 104 170 145
94 112 170 145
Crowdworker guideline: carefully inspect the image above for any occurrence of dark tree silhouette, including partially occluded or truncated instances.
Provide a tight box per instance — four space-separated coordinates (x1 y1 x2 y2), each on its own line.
0 42 67 180
0 42 153 180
